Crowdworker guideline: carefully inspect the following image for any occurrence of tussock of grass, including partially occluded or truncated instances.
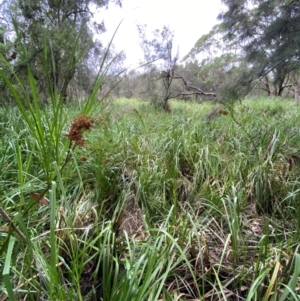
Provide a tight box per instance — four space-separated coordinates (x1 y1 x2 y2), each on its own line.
1 98 300 300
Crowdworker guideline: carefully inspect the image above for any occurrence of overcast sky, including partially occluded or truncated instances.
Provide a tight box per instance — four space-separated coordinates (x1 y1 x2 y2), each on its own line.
99 0 224 67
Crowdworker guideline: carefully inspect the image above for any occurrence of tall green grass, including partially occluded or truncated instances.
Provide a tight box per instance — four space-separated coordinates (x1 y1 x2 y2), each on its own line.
1 83 300 301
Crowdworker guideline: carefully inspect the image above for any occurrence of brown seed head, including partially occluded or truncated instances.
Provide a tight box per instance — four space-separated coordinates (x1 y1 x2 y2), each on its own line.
66 115 94 146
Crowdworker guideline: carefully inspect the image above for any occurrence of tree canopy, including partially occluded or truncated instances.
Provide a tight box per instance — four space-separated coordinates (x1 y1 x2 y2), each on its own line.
0 0 123 102
219 0 300 98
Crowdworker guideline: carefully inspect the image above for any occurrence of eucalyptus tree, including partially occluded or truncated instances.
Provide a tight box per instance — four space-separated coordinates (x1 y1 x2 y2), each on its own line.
184 24 246 99
1 0 122 102
219 0 300 101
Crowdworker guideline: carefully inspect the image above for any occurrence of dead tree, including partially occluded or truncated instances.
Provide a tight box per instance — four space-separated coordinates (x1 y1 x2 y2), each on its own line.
138 24 217 112
160 70 217 112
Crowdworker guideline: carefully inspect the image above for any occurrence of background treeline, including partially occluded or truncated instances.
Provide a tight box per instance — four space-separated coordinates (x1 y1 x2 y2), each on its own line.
0 0 299 107
114 0 300 105
115 0 300 106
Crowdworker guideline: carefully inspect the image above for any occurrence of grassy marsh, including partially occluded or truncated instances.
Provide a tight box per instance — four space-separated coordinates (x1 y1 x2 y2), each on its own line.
1 97 300 300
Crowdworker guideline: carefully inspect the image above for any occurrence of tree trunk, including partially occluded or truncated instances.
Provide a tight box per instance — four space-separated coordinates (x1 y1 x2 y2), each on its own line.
264 76 271 96
163 99 172 112
60 56 76 102
294 75 300 105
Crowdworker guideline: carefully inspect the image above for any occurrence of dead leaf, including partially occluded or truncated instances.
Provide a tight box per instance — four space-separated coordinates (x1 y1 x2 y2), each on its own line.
30 193 48 206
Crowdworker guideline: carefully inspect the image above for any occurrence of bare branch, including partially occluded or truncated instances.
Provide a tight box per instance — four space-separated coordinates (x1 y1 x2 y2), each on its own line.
172 75 217 97
172 92 212 99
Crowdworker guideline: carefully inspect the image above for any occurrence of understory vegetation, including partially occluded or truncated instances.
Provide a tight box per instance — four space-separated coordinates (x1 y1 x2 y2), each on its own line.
1 97 300 300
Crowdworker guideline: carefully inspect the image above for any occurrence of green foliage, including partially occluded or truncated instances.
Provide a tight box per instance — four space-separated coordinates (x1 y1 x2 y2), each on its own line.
0 0 123 103
0 15 122 299
219 0 300 98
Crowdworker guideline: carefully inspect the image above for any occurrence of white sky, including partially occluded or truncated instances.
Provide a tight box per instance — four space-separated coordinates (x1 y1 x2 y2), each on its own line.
98 0 224 68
